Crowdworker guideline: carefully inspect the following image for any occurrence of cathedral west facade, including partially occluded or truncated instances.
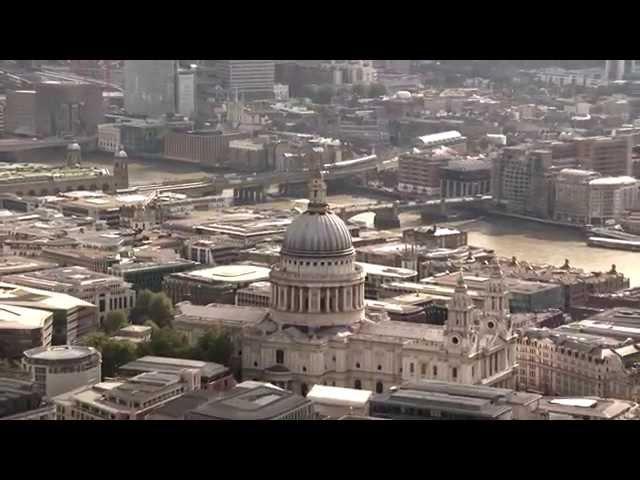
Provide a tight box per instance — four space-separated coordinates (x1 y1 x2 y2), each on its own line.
241 166 517 395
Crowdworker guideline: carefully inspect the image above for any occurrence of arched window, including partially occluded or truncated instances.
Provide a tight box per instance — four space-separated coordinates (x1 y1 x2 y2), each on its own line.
276 350 284 364
354 379 362 390
376 381 383 394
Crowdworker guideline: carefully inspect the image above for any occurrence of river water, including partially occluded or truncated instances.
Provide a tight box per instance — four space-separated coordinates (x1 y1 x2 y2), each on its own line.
443 216 639 287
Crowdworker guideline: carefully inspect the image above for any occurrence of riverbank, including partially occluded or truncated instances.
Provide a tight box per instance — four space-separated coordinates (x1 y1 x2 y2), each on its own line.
485 209 584 230
461 216 640 287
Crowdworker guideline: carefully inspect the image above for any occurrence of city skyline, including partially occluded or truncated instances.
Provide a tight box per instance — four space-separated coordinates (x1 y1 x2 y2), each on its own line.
1 59 640 422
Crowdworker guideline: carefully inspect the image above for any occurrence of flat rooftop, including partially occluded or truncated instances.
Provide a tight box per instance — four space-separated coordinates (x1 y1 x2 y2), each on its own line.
175 302 268 328
118 356 228 379
0 256 57 275
174 264 271 284
538 396 636 419
357 262 417 279
23 345 97 362
3 266 128 291
0 282 95 311
112 258 197 272
307 385 372 408
373 388 512 419
0 304 52 330
187 384 311 420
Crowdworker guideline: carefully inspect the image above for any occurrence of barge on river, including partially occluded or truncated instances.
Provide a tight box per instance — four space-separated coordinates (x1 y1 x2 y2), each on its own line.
587 236 640 252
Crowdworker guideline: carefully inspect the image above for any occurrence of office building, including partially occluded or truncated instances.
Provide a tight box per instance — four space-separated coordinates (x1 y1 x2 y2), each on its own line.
322 60 377 85
23 345 101 398
403 225 468 249
210 60 275 101
97 123 122 153
183 238 241 266
41 247 120 274
553 169 602 224
517 326 640 401
111 259 198 292
440 159 492 198
3 266 136 328
5 90 36 135
307 384 373 419
0 282 95 344
357 262 418 299
6 82 103 138
176 69 196 117
184 381 315 420
536 396 639 420
124 60 178 117
587 176 639 225
576 135 632 177
369 380 542 420
54 370 198 420
398 149 453 196
163 129 249 168
0 378 50 419
163 264 271 305
117 356 233 392
492 146 552 217
0 256 57 276
0 305 53 360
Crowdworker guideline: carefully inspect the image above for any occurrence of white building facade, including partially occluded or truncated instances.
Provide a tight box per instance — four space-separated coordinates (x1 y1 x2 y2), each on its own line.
23 345 102 398
97 124 122 153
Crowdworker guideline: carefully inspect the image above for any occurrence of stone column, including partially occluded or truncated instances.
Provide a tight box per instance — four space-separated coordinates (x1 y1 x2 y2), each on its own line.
283 286 289 311
323 288 329 313
299 287 305 312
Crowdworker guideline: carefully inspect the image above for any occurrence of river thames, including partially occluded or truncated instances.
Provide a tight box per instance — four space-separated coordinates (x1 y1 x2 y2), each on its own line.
455 216 639 287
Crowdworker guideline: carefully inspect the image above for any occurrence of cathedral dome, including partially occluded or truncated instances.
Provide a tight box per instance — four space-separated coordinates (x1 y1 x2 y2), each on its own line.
282 210 353 257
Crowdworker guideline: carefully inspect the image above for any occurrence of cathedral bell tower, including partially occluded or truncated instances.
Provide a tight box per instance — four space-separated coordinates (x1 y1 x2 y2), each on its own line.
306 152 329 213
65 142 82 167
485 257 510 321
113 146 129 189
444 271 476 351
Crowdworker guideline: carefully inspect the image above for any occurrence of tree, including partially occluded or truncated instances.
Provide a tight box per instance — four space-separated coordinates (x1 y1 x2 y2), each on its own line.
148 292 174 328
81 333 139 378
368 83 387 97
192 329 234 365
314 85 335 104
143 327 191 358
103 311 127 334
352 83 367 97
129 291 174 327
301 84 319 102
129 289 153 324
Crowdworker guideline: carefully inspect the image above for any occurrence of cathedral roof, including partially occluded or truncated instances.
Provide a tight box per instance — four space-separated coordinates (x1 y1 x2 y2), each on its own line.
281 163 354 258
282 210 354 257
356 320 443 343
